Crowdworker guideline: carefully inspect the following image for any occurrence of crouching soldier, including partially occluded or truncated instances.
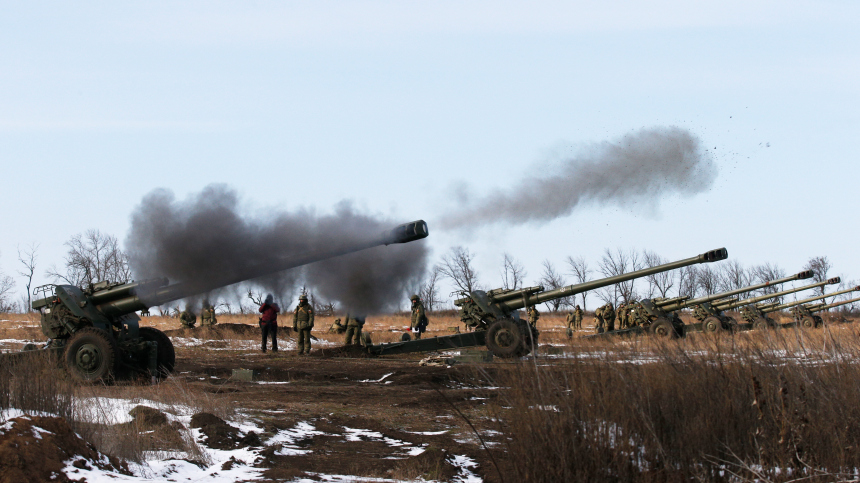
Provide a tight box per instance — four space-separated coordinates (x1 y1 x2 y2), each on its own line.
180 306 197 329
293 294 315 355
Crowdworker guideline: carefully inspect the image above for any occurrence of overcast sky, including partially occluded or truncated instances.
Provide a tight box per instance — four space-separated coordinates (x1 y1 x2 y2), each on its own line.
1 1 858 309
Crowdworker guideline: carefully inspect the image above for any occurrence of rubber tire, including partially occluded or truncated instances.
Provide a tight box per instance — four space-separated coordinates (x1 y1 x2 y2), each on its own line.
650 319 679 338
486 319 523 358
64 327 118 383
139 327 176 379
751 318 769 330
703 316 723 333
400 333 412 342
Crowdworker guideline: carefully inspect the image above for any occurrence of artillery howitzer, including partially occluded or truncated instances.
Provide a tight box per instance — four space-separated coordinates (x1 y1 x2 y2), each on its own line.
712 277 841 329
622 271 813 336
366 248 727 357
797 295 860 324
27 220 429 383
765 285 860 328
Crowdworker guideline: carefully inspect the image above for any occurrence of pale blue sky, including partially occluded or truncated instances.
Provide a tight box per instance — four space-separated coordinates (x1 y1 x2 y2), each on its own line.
1 1 858 308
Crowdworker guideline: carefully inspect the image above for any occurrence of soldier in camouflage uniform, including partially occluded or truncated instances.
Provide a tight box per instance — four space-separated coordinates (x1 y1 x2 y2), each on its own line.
179 306 197 329
594 305 605 332
293 294 315 354
527 306 540 328
603 303 616 332
201 302 218 327
343 313 366 345
616 303 626 330
565 311 576 338
574 305 583 330
410 295 428 339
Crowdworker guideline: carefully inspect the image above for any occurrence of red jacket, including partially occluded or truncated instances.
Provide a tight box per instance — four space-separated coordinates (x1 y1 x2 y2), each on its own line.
259 303 280 323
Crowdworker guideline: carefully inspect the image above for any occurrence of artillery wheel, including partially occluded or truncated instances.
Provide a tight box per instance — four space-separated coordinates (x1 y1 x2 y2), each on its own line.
702 316 723 333
486 319 524 358
751 318 770 330
400 333 412 342
139 327 176 379
64 327 118 383
650 319 680 338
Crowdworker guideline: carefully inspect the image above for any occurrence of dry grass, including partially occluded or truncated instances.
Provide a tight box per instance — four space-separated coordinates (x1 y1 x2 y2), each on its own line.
481 323 860 483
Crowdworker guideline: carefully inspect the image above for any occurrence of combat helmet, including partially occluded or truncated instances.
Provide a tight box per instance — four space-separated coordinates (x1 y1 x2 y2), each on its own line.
299 293 308 302
410 294 420 301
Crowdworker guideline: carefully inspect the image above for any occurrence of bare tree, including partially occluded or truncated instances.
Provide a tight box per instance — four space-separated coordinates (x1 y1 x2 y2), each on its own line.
677 266 698 299
751 263 787 303
538 260 569 312
47 230 131 287
17 242 38 312
696 265 721 296
419 264 443 312
642 250 674 298
500 253 527 291
718 260 750 296
597 248 640 306
566 255 592 311
440 246 481 295
804 256 833 296
0 252 16 313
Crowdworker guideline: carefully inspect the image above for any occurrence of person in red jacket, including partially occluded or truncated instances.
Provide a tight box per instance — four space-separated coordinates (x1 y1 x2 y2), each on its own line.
259 294 280 353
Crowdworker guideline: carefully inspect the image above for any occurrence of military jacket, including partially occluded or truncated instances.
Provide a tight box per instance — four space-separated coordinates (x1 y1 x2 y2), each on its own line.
294 303 315 329
411 302 427 328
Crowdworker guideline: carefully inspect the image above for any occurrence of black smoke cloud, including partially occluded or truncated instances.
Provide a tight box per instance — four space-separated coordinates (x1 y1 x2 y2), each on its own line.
125 185 427 314
441 126 717 229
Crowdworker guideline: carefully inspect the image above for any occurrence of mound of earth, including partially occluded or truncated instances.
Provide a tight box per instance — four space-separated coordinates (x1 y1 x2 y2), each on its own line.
163 323 259 338
0 415 129 483
190 412 261 450
312 345 374 358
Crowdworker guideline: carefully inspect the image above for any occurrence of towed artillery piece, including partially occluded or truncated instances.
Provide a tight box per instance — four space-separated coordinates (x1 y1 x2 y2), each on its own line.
712 277 841 329
366 248 727 357
796 295 860 324
764 285 860 328
26 220 429 383
619 271 814 336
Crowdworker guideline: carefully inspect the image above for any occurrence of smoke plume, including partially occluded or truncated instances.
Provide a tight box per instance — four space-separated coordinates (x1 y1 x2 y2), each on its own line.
441 126 717 229
125 185 427 314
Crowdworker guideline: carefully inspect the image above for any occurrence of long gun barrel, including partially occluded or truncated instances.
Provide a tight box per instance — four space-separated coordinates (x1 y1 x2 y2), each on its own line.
811 295 860 313
714 277 841 311
657 270 813 312
767 285 860 313
81 220 430 317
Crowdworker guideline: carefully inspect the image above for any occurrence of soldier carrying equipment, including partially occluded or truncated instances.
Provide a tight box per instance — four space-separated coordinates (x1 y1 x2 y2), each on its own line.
343 313 366 345
201 302 217 327
603 303 616 332
410 295 428 339
293 293 315 354
527 306 540 328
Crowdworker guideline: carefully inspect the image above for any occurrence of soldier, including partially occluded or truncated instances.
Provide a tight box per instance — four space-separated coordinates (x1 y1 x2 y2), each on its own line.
179 306 197 329
201 302 218 327
329 318 347 334
343 313 366 345
617 303 627 330
574 305 583 330
594 305 605 333
259 294 280 353
527 306 540 328
565 311 576 338
293 294 315 354
604 303 616 332
410 295 428 339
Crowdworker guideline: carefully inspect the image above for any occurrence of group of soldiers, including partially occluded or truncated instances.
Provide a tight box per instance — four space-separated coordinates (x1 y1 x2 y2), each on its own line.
179 302 218 329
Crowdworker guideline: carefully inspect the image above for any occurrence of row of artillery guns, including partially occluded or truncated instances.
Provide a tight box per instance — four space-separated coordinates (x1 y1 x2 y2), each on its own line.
15 221 430 383
594 272 857 339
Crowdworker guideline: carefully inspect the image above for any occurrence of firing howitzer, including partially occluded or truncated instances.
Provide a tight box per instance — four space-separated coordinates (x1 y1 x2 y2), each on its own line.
629 270 814 334
714 277 841 329
28 220 429 383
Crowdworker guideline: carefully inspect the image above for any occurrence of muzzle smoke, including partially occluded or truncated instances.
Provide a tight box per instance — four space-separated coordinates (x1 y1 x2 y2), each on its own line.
125 185 427 314
441 126 717 229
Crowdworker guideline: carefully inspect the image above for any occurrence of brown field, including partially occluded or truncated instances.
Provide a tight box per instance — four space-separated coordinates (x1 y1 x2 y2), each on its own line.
2 310 860 482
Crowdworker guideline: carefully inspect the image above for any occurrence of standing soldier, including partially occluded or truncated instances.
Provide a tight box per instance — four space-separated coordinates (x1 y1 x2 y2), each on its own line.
604 303 616 332
179 306 197 329
617 302 627 330
574 305 583 330
343 313 365 345
259 294 280 353
410 295 428 339
201 302 218 327
565 310 576 338
293 294 315 354
594 305 605 333
527 306 540 328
